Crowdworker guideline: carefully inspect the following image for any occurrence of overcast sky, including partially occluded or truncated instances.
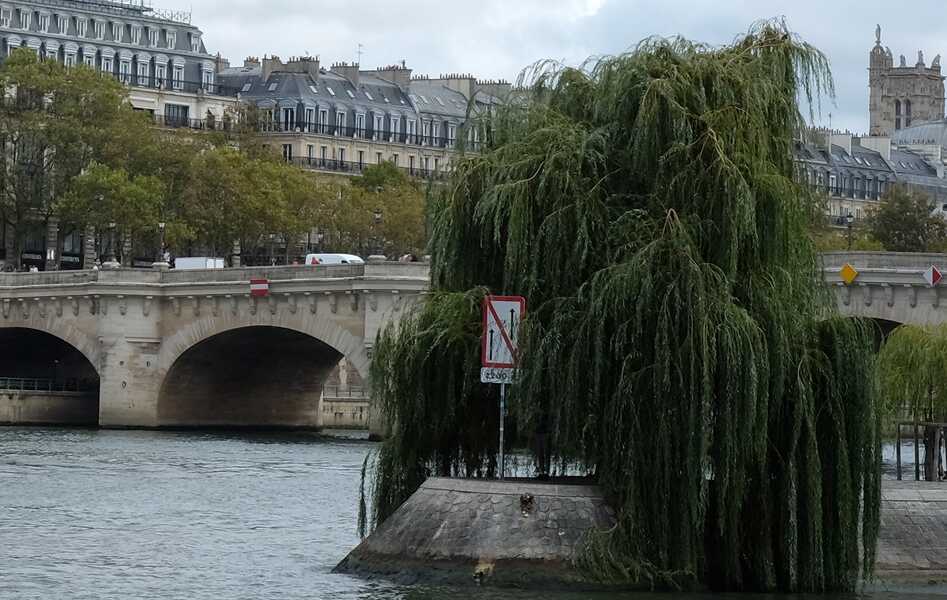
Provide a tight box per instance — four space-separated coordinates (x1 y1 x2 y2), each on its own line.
170 0 947 134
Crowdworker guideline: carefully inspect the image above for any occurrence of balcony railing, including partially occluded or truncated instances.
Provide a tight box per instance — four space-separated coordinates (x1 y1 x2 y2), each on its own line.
260 121 476 150
112 71 240 97
285 157 448 180
808 183 884 202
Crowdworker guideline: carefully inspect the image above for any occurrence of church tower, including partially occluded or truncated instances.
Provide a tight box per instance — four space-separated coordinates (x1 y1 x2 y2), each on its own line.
869 25 945 136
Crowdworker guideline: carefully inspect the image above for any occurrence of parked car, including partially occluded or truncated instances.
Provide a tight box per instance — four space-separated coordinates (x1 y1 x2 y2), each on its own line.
304 253 365 265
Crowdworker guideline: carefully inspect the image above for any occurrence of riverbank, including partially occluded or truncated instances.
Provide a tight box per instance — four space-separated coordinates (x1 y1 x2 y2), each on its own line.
876 480 947 584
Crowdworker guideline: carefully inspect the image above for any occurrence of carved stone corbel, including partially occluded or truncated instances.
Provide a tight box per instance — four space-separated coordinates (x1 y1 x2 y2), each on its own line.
859 283 872 307
228 295 237 316
55 297 63 317
268 294 277 315
286 294 297 314
367 293 378 312
118 295 127 316
171 297 181 317
905 285 917 308
20 299 29 319
328 293 338 314
391 290 402 312
88 296 98 315
249 295 257 315
307 293 317 314
883 284 894 308
209 296 218 317
838 283 851 306
100 296 108 315
349 291 359 313
143 296 153 317
1 299 9 319
37 298 46 318
70 297 79 317
189 296 199 317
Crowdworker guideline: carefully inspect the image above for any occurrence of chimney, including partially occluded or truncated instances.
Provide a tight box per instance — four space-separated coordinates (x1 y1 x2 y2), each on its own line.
476 79 513 99
214 53 230 73
332 61 359 86
262 55 284 81
431 73 476 100
830 131 853 156
858 135 891 161
285 56 321 79
376 63 412 87
243 56 260 69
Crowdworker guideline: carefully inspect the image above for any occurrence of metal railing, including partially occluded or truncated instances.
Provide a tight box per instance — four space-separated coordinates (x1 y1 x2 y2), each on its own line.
259 122 472 150
895 421 947 482
322 385 367 399
808 183 885 202
114 72 240 97
285 157 448 180
0 377 96 393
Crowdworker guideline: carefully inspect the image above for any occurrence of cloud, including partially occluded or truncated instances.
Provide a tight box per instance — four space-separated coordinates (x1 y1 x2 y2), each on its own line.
163 0 947 133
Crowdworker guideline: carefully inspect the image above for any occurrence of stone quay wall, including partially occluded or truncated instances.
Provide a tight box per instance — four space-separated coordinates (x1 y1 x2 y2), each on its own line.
0 391 97 425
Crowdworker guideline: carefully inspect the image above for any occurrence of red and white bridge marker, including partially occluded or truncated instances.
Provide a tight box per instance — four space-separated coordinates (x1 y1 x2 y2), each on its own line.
250 278 270 297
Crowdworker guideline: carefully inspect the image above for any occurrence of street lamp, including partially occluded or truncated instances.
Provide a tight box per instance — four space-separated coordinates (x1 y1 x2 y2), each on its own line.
103 222 120 269
153 222 169 270
846 212 855 250
371 208 384 258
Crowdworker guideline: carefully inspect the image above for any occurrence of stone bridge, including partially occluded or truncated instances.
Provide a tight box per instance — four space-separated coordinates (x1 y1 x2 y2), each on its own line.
0 263 428 434
823 251 947 330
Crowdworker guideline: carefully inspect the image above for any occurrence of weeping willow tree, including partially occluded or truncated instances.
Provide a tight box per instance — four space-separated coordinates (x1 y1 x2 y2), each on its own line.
364 20 881 592
878 324 947 480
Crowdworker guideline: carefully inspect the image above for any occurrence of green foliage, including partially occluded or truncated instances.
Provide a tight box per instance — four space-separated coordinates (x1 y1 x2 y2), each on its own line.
57 163 165 235
365 21 880 593
866 184 947 252
878 324 947 421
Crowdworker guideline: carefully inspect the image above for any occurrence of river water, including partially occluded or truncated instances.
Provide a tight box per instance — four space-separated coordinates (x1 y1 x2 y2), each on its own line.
0 427 941 599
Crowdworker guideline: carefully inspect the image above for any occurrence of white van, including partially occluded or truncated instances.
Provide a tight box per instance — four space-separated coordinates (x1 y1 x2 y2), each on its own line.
174 257 225 270
304 253 365 266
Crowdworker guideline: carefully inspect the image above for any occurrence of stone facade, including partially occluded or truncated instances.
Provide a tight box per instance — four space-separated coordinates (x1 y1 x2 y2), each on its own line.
869 25 945 136
876 480 947 582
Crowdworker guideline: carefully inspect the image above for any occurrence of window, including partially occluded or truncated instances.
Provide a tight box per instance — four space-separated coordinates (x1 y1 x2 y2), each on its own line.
172 65 184 90
829 175 838 195
282 107 295 130
240 82 252 92
434 158 439 172
148 28 158 47
164 103 189 127
364 90 373 101
390 116 399 141
305 108 314 131
93 20 104 40
155 64 166 86
267 82 278 92
119 60 131 83
432 122 440 144
355 113 365 137
374 115 383 139
65 52 76 67
136 61 149 85
19 9 31 30
101 56 112 74
905 99 912 128
447 124 456 146
45 46 57 61
320 145 327 163
131 25 142 45
392 153 398 166
190 33 201 53
422 120 430 144
57 14 67 34
201 69 213 90
112 22 123 42
326 86 335 96
82 52 94 67
376 152 382 164
346 89 355 99
0 8 10 28
38 13 49 32
308 85 318 94
338 147 346 163
409 155 415 171
335 112 345 135
423 156 430 171
307 144 314 161
76 18 87 37
407 119 417 141
282 144 293 161
318 109 328 133
166 30 176 49
357 150 364 166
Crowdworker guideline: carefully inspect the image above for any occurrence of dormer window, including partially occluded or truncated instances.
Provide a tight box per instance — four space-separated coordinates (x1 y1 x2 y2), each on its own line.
131 25 141 45
148 28 158 47
0 8 11 28
38 13 49 33
56 14 67 34
93 20 104 40
76 17 87 37
19 9 31 30
165 30 176 49
111 22 123 42
190 33 200 53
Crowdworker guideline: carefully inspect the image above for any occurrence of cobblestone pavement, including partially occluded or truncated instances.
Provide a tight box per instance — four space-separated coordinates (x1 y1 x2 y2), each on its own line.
878 480 947 580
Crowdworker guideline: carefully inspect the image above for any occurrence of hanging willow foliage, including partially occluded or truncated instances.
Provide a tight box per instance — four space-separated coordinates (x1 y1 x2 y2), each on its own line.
362 20 881 592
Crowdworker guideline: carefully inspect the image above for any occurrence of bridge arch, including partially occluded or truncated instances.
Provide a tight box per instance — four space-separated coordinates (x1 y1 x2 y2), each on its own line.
0 320 101 376
155 312 370 428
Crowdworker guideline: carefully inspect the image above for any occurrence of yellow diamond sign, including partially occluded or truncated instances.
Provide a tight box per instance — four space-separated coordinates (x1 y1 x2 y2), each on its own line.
840 263 859 285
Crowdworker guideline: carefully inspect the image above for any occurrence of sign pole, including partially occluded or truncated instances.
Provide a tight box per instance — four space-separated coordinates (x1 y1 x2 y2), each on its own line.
499 382 506 480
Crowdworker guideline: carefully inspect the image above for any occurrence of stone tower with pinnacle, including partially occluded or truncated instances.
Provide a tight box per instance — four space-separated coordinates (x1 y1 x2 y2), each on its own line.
869 25 945 136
